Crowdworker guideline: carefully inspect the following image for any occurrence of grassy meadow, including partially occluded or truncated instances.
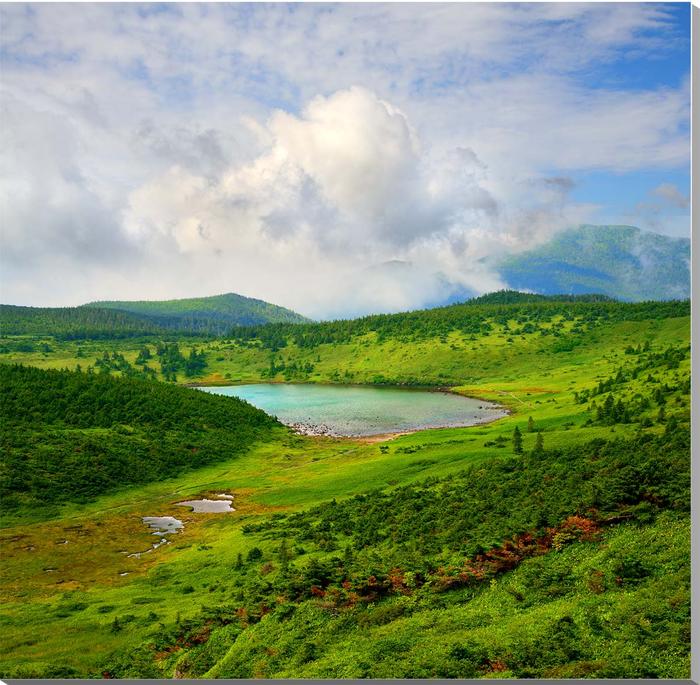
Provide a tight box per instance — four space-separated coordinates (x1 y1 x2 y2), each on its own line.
0 297 691 678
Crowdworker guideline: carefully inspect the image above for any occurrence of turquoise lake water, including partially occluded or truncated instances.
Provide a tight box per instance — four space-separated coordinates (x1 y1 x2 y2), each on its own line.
198 384 507 437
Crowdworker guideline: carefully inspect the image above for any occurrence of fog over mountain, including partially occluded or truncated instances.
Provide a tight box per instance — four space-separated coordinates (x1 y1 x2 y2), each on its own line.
496 225 689 302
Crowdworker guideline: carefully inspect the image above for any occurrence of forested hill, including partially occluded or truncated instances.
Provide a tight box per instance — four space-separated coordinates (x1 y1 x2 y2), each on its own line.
0 293 309 339
497 225 690 301
228 292 690 350
0 304 169 340
0 365 280 511
83 292 310 334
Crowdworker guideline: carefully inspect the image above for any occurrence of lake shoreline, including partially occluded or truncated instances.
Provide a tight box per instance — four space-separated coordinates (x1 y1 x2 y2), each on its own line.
185 378 469 395
186 378 509 407
292 408 512 442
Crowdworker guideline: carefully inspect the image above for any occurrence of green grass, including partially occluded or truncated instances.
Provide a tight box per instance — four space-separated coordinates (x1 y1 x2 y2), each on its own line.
0 304 690 678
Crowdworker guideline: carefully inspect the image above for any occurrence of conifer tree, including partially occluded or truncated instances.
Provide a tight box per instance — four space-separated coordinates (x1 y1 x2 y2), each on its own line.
534 431 544 452
278 538 290 571
513 426 523 454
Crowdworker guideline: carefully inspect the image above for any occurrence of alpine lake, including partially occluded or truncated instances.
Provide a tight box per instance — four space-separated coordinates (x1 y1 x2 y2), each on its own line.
197 383 507 437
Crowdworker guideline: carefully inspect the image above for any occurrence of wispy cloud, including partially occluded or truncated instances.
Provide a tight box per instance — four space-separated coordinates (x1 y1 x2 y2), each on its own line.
652 182 689 209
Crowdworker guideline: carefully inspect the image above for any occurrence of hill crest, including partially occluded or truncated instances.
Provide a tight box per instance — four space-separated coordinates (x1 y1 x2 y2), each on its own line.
83 292 310 327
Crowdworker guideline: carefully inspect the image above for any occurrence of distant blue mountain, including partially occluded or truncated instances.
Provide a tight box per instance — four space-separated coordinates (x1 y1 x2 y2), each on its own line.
496 225 689 301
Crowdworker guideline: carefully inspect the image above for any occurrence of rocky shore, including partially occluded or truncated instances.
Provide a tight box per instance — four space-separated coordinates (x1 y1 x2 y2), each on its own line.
289 421 341 437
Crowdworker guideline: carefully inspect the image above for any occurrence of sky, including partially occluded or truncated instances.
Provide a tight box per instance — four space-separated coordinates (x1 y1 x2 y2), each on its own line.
0 2 690 318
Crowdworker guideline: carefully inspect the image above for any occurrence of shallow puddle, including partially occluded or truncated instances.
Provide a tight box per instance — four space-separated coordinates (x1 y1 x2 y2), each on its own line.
126 516 184 558
175 491 235 513
142 516 184 535
125 497 233 560
176 498 235 513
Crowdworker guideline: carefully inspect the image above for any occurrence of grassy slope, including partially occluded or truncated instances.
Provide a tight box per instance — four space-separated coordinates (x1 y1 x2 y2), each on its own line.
206 514 690 679
0 305 690 677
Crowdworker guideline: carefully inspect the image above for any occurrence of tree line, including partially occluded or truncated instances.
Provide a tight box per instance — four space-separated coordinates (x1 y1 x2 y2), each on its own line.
226 294 690 350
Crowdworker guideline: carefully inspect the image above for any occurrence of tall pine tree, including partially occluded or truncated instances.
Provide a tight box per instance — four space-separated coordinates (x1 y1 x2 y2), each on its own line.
513 426 523 454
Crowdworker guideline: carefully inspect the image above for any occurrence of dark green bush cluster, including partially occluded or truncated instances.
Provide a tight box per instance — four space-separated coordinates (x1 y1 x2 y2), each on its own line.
246 429 689 569
0 365 279 510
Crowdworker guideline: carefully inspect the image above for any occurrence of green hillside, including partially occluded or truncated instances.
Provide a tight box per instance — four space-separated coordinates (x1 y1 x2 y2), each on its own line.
0 293 309 340
0 365 280 514
0 304 169 340
84 292 310 334
224 294 686 366
497 225 689 301
186 431 689 679
0 294 690 679
1 294 688 388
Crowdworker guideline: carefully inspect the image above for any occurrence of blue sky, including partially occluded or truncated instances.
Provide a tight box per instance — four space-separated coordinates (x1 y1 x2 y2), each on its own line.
583 3 688 89
568 2 689 231
0 3 691 316
572 168 689 232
